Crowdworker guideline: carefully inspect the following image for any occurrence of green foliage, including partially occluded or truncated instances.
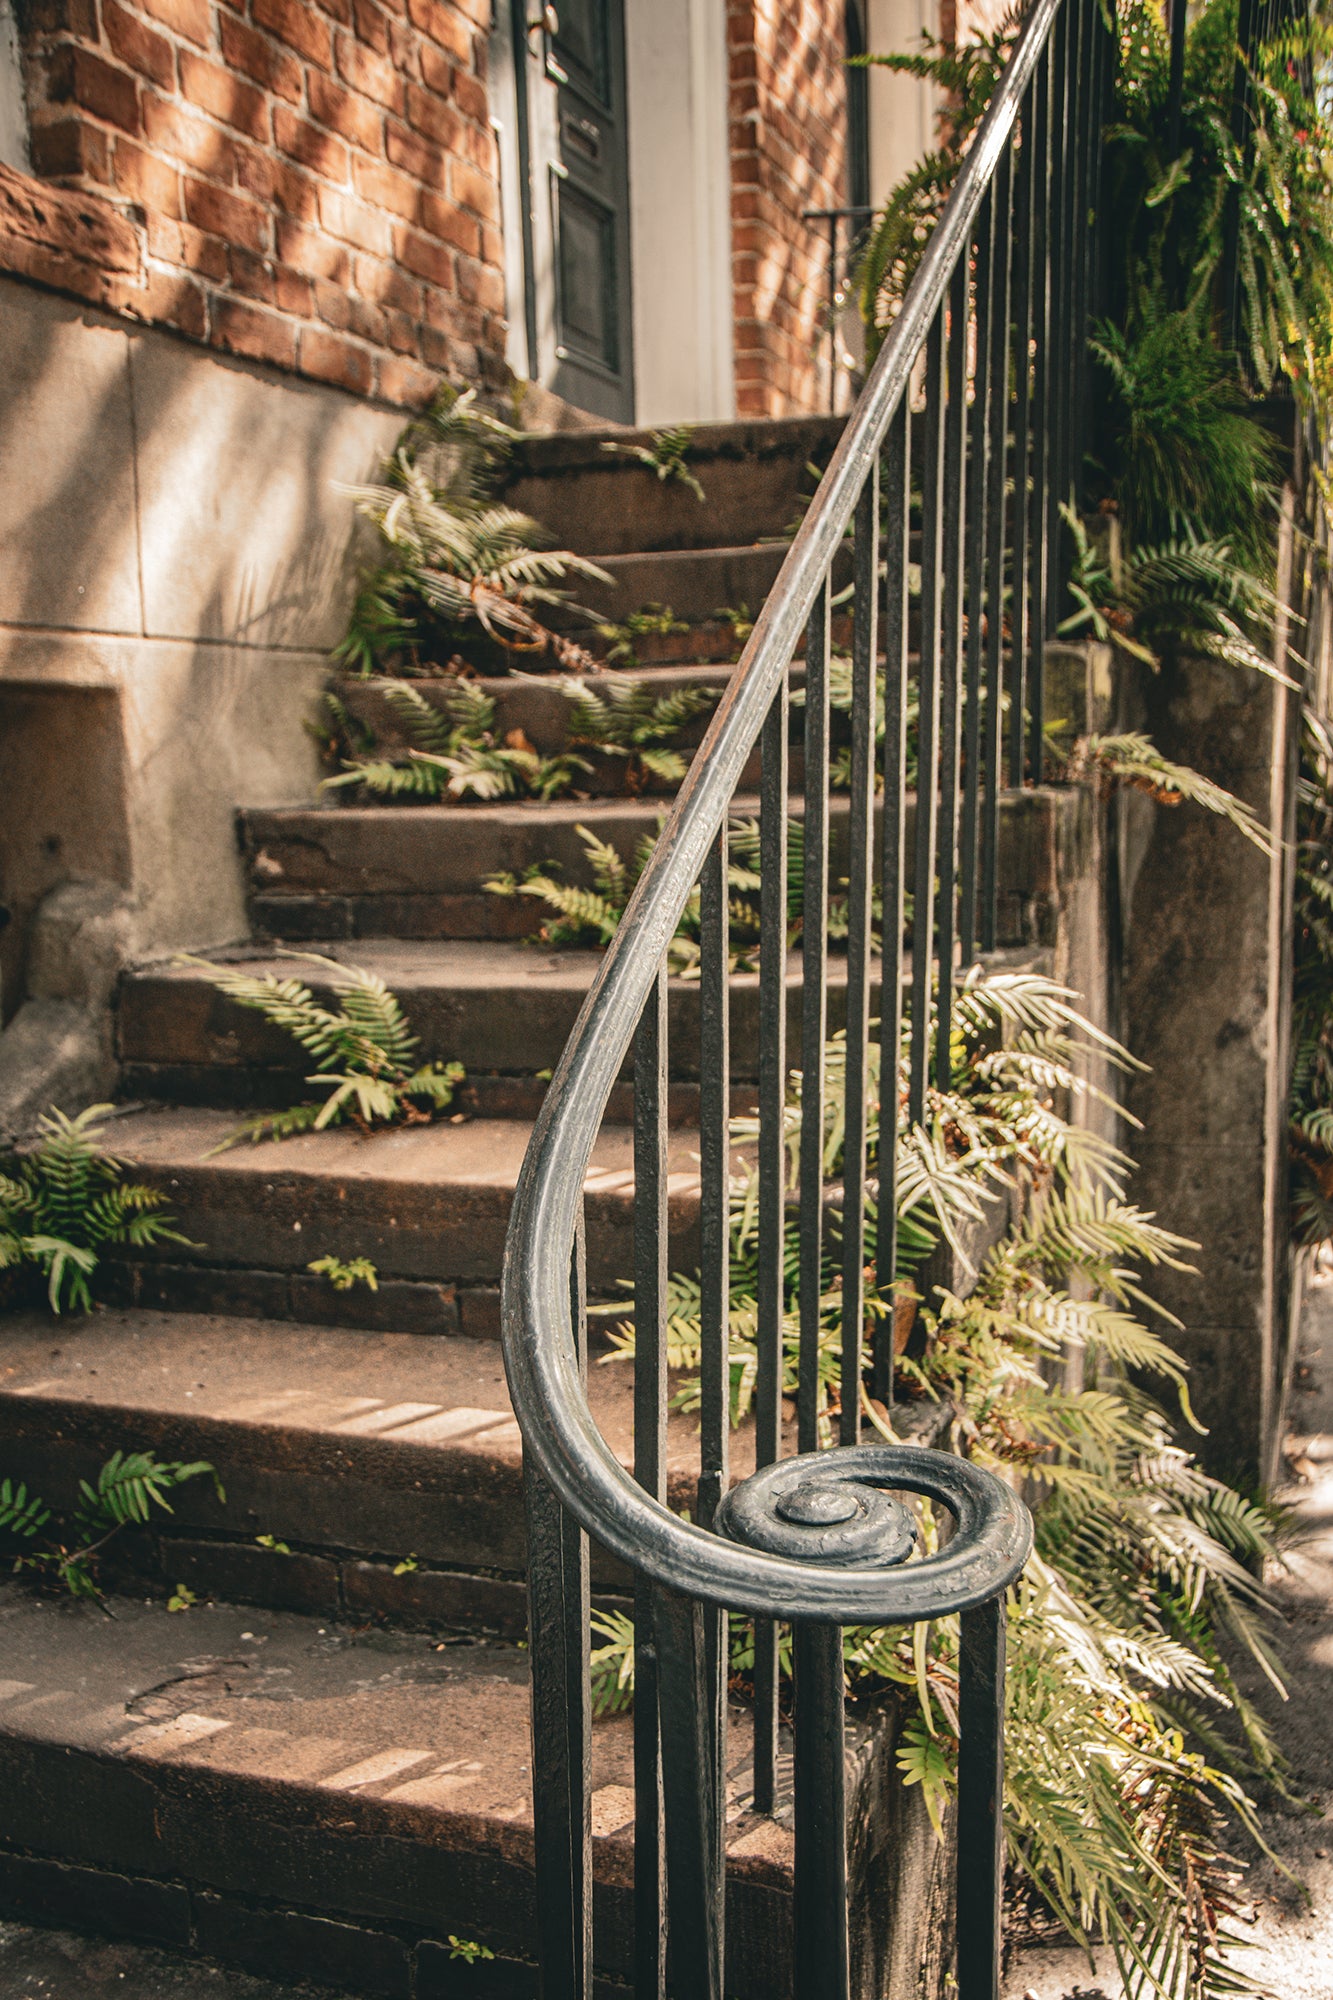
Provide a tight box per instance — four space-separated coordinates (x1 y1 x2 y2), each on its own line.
0 1104 190 1314
307 1254 379 1292
0 1450 218 1601
601 425 705 503
335 385 611 677
1062 731 1274 855
1290 709 1333 1243
180 953 464 1149
593 967 1288 1997
596 604 688 668
559 674 718 791
446 1938 495 1965
320 679 588 803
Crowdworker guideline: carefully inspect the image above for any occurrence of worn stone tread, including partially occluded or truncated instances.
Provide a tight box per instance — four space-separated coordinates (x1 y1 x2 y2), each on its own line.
0 1589 810 1997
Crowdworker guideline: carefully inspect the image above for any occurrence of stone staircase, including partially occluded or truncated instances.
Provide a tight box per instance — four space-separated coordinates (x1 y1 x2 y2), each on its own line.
0 415 1094 1998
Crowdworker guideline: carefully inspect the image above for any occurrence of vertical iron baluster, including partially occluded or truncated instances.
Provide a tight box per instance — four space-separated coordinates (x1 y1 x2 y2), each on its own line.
1025 42 1053 786
696 826 730 1963
798 584 831 1456
1044 0 1071 622
841 464 880 1446
655 1588 724 2000
910 310 946 1129
956 1596 1008 2000
1008 78 1036 790
959 183 996 968
874 400 911 1406
753 676 789 1815
523 1210 591 2000
793 1622 849 2000
634 973 669 1998
979 148 1014 955
1071 0 1096 518
935 259 969 1090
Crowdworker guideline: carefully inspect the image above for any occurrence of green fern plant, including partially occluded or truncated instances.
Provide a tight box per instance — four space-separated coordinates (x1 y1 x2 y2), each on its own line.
0 1105 191 1314
321 679 587 804
179 953 465 1150
559 675 718 793
600 425 705 503
308 1254 379 1292
336 386 612 678
596 604 689 669
590 966 1288 1999
1 1450 219 1601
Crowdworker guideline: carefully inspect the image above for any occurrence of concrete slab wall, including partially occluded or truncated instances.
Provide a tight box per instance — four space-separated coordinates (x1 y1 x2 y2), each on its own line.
0 275 404 1025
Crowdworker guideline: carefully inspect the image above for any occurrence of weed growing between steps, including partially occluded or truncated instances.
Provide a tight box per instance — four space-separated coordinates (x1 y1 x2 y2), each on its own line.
0 1450 219 1601
594 967 1291 2000
315 674 719 805
600 425 706 505
596 605 689 667
0 1106 190 1314
179 953 464 1149
336 386 610 679
485 817 897 970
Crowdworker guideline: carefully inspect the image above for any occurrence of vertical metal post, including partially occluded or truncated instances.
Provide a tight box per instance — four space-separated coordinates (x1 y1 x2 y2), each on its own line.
979 150 1013 954
959 184 996 968
523 1212 591 2000
655 1588 725 2000
935 258 969 1089
841 463 881 1444
754 677 789 1814
1008 77 1036 791
793 1622 849 2000
634 974 669 1998
957 1595 1007 2000
1025 42 1053 785
799 585 831 1456
875 400 911 1406
910 308 946 1129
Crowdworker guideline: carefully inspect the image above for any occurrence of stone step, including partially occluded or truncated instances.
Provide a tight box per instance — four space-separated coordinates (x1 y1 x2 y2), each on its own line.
0 1586 928 1998
87 1104 698 1336
241 787 1075 944
499 412 846 555
123 939 1040 1119
0 1307 769 1626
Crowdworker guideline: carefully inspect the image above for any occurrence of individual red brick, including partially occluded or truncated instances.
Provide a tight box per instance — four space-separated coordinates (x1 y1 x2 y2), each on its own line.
451 67 488 124
393 221 451 286
21 0 99 35
253 0 333 67
300 325 373 394
142 94 236 176
29 117 114 184
448 156 496 218
113 138 182 217
137 265 208 336
46 47 141 135
178 53 270 141
334 32 404 111
319 185 393 254
378 352 437 405
406 0 471 59
418 318 454 369
274 106 350 180
275 263 315 315
307 72 384 153
265 159 322 219
184 174 268 253
352 0 391 52
315 281 384 343
145 209 228 279
103 1 175 90
229 245 276 301
219 16 303 102
418 190 477 255
353 249 418 312
403 85 461 150
211 295 297 368
417 43 452 96
457 254 503 313
351 153 418 220
276 218 352 283
382 304 419 353
385 121 444 186
139 0 211 47
317 0 355 19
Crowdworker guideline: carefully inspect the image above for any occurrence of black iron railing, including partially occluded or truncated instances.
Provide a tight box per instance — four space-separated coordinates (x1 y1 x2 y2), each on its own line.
502 0 1110 1991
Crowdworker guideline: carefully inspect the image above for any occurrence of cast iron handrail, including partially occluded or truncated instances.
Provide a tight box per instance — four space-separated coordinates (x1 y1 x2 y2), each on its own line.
502 0 1109 1990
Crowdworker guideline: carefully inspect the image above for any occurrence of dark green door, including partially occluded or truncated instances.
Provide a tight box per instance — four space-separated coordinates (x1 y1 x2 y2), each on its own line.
514 0 635 423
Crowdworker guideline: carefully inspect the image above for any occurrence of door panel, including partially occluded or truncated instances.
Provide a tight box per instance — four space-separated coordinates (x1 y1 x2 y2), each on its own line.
500 0 634 422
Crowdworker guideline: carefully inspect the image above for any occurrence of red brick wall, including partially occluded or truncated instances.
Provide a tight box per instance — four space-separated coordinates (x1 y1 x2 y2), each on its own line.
729 0 849 419
5 0 506 406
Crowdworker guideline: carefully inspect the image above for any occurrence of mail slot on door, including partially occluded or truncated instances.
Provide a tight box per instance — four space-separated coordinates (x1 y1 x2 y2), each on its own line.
562 112 602 163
